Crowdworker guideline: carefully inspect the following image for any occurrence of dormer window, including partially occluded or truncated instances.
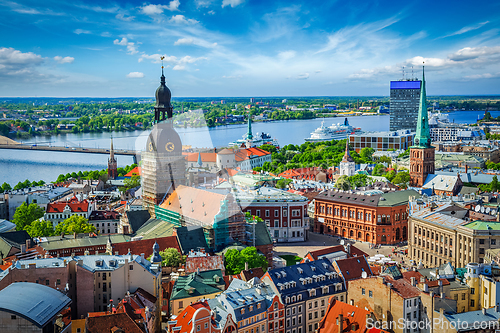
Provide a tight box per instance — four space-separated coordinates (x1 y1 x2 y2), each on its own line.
241 308 245 314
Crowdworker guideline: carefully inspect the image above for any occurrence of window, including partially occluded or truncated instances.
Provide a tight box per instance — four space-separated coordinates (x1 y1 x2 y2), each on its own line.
369 291 373 298
362 288 365 295
179 301 183 308
11 315 16 320
266 210 270 217
46 279 49 285
197 325 201 332
471 300 475 307
471 288 475 295
480 239 485 244
275 210 279 217
462 293 466 300
309 313 312 320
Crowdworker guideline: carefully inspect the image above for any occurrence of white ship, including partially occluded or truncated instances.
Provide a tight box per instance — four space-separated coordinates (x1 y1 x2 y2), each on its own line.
305 118 362 142
228 116 279 148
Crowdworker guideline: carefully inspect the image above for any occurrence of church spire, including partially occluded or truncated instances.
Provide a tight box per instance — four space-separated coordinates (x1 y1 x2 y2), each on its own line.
154 56 172 123
414 66 431 148
342 138 354 163
246 114 253 140
110 136 115 161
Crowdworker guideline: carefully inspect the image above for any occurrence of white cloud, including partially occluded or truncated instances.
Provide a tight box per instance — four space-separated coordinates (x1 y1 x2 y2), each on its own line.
139 53 206 70
0 47 45 80
74 29 91 35
208 10 215 15
196 0 214 7
296 73 309 80
141 1 180 16
440 21 489 38
170 15 198 24
115 13 134 21
126 71 144 78
113 37 138 55
278 50 296 61
222 0 244 8
174 38 194 45
54 56 74 64
222 75 242 79
348 45 500 80
101 32 112 37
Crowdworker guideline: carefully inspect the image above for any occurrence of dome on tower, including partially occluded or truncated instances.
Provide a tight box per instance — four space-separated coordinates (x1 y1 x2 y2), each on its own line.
155 73 171 109
145 121 182 155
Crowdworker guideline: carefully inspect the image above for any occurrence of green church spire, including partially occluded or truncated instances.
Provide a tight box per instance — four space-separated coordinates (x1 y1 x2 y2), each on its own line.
246 115 253 140
413 66 431 148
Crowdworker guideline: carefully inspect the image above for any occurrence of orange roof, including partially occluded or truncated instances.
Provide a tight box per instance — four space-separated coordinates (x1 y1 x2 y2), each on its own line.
234 147 271 162
317 298 389 333
125 167 141 177
159 185 227 226
169 301 214 332
185 152 217 163
227 168 238 177
46 196 89 213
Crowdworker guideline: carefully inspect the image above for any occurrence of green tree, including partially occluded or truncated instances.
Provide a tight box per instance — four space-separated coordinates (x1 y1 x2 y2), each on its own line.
147 247 183 267
123 175 141 190
54 215 96 235
491 176 499 192
348 174 369 187
224 246 267 275
1 182 11 193
359 147 375 162
392 171 411 189
372 163 387 176
260 144 278 154
335 175 351 190
23 220 55 237
13 202 45 231
385 170 397 182
276 178 292 189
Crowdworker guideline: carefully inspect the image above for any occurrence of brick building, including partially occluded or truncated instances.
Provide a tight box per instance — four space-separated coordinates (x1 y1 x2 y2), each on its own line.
88 210 121 235
237 187 309 243
314 189 419 245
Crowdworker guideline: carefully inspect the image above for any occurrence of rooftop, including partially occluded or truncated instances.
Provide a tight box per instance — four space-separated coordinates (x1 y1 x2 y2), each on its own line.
0 282 71 328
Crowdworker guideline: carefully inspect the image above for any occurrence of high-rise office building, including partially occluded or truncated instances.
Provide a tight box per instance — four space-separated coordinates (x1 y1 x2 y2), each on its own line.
389 80 421 131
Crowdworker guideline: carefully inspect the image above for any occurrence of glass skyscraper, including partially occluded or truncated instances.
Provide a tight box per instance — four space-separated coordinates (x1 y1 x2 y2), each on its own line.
389 80 421 131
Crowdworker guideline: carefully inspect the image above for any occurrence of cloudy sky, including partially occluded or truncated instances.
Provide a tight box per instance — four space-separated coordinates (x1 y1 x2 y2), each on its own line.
1 0 499 97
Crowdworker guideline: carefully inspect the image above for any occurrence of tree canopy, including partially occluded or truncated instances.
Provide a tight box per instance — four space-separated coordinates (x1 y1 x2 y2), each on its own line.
224 246 268 275
54 215 96 235
13 202 45 231
24 220 55 238
147 247 183 267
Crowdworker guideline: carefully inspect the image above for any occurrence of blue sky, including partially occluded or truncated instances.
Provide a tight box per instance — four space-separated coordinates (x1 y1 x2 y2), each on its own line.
0 0 499 97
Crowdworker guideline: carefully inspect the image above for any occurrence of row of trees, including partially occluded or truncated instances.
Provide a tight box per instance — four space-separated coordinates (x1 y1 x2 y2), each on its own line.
55 164 137 183
12 202 96 237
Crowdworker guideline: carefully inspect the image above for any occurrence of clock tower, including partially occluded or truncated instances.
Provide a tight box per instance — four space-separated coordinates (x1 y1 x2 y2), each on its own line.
410 66 434 187
142 67 186 216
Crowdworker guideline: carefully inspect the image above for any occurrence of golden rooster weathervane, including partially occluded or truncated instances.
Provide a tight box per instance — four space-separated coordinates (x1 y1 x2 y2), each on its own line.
161 56 165 74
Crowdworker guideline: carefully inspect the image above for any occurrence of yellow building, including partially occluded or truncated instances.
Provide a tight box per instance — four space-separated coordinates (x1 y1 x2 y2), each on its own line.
464 263 500 311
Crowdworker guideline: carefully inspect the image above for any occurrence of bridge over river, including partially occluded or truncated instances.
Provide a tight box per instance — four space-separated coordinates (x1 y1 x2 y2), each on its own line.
0 136 140 163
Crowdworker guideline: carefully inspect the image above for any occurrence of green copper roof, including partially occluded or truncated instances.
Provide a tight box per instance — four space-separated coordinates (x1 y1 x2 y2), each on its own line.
463 221 500 231
412 67 431 149
247 115 253 140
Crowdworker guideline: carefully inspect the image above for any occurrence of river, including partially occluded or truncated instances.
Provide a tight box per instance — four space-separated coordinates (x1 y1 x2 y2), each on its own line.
0 110 497 186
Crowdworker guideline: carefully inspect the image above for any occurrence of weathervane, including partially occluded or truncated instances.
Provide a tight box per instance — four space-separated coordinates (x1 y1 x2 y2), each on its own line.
160 56 165 75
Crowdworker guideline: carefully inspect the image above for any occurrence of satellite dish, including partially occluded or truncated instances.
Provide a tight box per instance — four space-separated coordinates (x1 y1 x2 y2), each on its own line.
481 206 485 213
340 240 345 245
361 271 368 279
475 205 481 212
486 207 491 214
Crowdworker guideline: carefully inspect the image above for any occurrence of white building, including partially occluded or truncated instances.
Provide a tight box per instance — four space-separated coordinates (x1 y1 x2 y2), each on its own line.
339 140 355 177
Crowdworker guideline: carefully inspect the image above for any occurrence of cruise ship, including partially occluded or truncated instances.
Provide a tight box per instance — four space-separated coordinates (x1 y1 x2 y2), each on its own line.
305 118 362 142
228 116 279 147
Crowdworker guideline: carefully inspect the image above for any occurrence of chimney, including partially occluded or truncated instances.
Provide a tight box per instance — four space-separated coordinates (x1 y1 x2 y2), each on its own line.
141 253 145 263
338 314 344 333
74 232 77 239
424 283 429 292
495 304 499 312
483 308 487 315
465 164 468 174
20 244 26 254
26 239 31 249
245 262 249 271
411 277 416 286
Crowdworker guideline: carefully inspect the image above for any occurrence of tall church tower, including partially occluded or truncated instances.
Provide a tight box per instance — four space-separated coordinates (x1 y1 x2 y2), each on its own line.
142 64 186 216
340 139 355 177
245 115 254 148
107 137 118 180
410 67 434 187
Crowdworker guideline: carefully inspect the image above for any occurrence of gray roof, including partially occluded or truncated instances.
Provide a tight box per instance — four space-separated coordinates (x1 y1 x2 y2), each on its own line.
0 219 15 233
38 234 130 251
127 210 151 233
315 189 420 207
445 307 500 330
0 282 71 328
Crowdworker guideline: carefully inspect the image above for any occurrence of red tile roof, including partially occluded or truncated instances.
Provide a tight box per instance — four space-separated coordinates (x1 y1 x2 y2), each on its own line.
46 196 89 213
234 147 271 161
125 167 141 177
317 298 389 333
334 256 372 283
85 313 144 333
185 152 217 163
240 267 265 281
185 255 225 275
111 236 180 259
385 276 422 299
169 301 214 333
426 279 450 287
